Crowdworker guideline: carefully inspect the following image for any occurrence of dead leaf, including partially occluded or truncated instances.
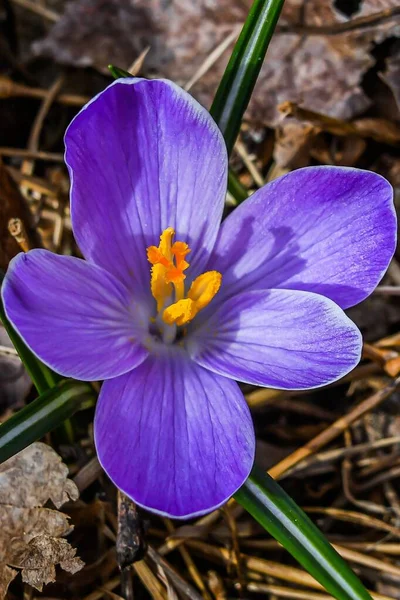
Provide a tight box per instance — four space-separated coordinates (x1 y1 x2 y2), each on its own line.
380 40 400 113
0 442 79 508
273 119 318 169
0 565 16 600
12 535 84 590
32 0 157 71
0 442 83 596
32 0 399 125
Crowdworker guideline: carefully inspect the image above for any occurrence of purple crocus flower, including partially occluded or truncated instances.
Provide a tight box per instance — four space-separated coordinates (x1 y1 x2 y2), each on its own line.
2 79 396 518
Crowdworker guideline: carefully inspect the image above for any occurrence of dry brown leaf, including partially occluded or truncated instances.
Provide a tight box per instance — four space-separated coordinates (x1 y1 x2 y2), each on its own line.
12 535 83 589
32 0 399 125
0 442 83 596
380 41 400 113
273 120 318 169
0 565 16 600
0 441 79 508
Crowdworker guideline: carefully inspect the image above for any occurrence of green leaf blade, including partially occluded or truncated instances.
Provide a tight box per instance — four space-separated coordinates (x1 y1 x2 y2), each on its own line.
235 466 373 600
210 0 285 154
108 65 133 79
0 380 95 463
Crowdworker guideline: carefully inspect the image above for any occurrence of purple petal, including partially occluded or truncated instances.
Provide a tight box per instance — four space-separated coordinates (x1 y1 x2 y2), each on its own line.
2 250 148 380
209 167 396 309
65 78 227 299
95 352 255 518
189 289 362 389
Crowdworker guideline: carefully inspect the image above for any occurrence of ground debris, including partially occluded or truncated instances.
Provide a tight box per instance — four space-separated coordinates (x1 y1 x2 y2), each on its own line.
31 0 400 125
381 40 400 112
0 442 83 596
0 161 41 271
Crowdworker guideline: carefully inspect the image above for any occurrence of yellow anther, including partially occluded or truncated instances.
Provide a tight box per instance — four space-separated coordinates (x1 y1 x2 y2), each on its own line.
163 298 196 327
162 271 222 327
150 263 172 313
147 229 222 326
188 271 222 312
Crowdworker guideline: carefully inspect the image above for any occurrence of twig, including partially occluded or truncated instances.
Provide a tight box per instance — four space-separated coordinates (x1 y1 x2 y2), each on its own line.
184 27 240 91
286 436 400 476
26 76 65 154
303 507 400 539
0 148 64 162
341 429 386 516
246 582 394 600
268 376 400 479
222 505 244 589
279 102 400 146
163 519 211 600
133 561 166 600
73 456 102 493
0 76 90 107
276 7 400 36
246 583 333 600
11 0 59 22
147 546 204 600
235 138 265 187
374 286 400 296
357 465 400 493
6 165 59 196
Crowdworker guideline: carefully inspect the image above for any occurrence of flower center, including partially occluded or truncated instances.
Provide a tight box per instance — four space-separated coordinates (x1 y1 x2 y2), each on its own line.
147 227 221 327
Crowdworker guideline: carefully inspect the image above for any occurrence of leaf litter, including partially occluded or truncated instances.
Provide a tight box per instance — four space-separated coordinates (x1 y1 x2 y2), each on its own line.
30 0 400 124
0 442 83 597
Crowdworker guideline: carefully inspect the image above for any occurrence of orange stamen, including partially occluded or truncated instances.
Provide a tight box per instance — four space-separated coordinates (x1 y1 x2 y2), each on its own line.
147 228 221 326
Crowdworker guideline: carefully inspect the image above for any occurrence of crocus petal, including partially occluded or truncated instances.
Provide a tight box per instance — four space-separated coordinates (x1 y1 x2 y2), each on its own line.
95 352 255 518
189 289 362 390
209 167 396 309
65 78 227 298
2 249 148 380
